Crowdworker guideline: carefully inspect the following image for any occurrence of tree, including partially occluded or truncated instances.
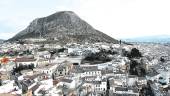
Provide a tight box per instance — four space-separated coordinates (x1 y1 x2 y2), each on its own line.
127 48 142 58
129 60 146 77
28 64 34 70
49 49 57 56
58 48 66 53
106 78 110 96
0 79 2 86
52 74 55 80
160 57 165 63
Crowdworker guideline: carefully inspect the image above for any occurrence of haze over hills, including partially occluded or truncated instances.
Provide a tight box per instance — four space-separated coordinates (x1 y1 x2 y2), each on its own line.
123 35 170 43
8 11 118 44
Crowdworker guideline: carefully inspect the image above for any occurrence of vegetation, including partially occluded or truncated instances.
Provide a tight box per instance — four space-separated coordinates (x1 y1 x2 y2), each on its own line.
16 40 25 45
106 79 110 96
0 79 2 86
127 48 142 58
49 49 57 56
12 64 34 74
57 48 67 53
82 49 117 64
140 80 154 96
160 56 165 63
129 60 146 77
123 48 146 77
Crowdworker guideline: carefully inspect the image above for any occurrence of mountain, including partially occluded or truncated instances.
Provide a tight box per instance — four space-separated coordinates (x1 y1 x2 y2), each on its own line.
0 39 4 44
123 35 170 43
8 11 118 44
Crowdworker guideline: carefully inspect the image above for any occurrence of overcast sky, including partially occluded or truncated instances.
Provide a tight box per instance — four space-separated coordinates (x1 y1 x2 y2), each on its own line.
0 0 170 40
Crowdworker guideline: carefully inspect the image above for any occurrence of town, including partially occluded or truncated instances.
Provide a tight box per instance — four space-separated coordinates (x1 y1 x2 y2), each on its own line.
0 41 170 96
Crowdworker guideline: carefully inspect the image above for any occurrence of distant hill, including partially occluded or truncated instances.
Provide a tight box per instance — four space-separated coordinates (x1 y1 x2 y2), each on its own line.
8 11 118 44
123 35 170 43
0 39 4 44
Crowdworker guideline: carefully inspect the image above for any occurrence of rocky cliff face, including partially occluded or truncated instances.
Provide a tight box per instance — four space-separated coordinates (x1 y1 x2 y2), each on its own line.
9 11 118 44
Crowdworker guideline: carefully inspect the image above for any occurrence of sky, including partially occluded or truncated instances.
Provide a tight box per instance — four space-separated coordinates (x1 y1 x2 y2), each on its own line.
0 0 170 40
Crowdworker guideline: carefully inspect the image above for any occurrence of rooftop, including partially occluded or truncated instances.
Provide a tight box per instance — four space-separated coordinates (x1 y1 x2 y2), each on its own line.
15 57 36 62
61 78 73 83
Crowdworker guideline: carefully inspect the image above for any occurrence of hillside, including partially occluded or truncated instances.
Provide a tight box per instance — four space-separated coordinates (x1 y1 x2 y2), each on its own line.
8 11 118 44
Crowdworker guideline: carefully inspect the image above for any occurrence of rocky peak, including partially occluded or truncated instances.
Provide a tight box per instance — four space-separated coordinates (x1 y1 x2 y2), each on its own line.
8 11 118 44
